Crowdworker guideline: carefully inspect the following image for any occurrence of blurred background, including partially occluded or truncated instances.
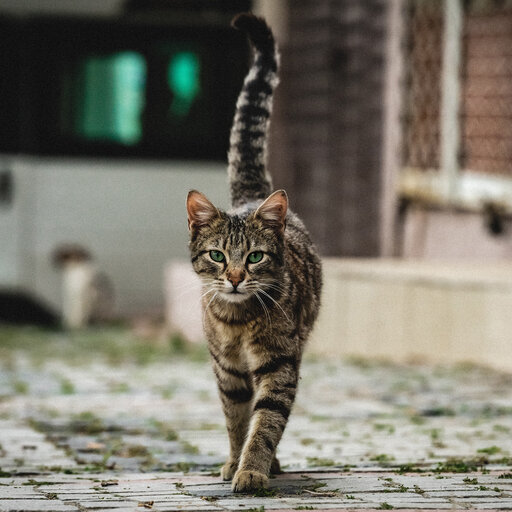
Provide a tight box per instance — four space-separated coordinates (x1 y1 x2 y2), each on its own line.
1 0 511 369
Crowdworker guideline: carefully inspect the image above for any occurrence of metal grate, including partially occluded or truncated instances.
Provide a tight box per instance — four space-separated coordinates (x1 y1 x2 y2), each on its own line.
461 1 512 176
402 0 444 171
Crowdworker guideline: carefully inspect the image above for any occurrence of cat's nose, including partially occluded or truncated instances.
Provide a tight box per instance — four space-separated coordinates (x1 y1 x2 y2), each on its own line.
228 276 242 288
227 270 244 289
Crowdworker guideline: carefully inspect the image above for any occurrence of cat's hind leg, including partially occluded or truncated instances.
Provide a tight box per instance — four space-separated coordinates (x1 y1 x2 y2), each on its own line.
270 456 283 475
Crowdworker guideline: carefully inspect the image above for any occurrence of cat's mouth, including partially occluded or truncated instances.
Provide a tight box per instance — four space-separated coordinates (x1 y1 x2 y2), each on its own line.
220 290 250 303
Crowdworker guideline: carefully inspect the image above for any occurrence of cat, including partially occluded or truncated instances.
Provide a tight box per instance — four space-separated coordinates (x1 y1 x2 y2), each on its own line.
53 244 114 329
186 13 322 492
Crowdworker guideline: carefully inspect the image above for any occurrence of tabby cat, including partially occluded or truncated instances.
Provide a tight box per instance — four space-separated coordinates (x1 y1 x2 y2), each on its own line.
186 13 322 492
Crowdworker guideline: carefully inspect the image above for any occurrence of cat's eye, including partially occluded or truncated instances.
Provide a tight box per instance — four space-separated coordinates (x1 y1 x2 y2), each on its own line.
248 251 264 264
210 250 225 263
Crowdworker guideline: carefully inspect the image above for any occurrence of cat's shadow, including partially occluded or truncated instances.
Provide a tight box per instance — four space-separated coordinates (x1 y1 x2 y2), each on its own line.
185 472 330 498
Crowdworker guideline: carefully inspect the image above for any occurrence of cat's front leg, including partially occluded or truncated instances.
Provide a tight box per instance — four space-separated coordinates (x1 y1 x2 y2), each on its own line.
210 351 254 480
232 354 298 492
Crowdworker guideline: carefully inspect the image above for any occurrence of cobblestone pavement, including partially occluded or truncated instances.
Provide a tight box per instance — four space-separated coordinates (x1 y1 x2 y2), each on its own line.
0 327 512 510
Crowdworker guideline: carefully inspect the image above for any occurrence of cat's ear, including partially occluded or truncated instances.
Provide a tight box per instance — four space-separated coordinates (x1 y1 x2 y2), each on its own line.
255 189 288 232
187 190 220 231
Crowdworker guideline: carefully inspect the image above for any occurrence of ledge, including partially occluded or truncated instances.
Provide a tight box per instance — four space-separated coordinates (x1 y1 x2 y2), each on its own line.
310 258 512 372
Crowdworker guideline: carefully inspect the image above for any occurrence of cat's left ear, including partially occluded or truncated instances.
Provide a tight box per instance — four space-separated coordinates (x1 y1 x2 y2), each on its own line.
187 190 220 231
255 189 288 233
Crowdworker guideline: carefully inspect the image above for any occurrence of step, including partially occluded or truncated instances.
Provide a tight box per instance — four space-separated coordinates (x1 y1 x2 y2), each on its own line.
311 259 512 371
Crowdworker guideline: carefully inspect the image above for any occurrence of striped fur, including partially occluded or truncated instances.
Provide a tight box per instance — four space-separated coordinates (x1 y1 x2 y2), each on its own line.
186 13 322 493
228 13 278 208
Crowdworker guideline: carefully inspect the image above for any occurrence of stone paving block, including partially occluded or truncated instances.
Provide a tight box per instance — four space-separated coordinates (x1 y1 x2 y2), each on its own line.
183 485 234 498
470 502 512 509
0 488 40 498
390 475 465 491
76 500 140 509
282 497 374 509
430 490 502 498
112 491 185 499
113 484 183 494
81 509 139 512
120 494 202 503
41 488 100 495
346 492 450 504
55 494 116 501
0 500 79 512
314 475 388 493
151 502 221 511
215 497 294 509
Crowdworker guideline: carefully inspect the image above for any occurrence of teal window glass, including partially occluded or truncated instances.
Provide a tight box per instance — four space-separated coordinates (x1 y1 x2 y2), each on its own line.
167 51 201 118
75 51 146 145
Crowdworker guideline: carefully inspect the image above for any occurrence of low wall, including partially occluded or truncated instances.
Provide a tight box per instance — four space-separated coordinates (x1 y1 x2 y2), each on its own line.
311 259 512 372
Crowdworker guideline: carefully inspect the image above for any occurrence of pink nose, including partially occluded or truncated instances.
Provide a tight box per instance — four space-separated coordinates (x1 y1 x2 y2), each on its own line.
227 271 244 288
229 276 242 287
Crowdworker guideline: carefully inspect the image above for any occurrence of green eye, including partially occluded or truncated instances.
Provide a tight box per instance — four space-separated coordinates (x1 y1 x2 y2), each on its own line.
210 250 225 263
248 251 263 264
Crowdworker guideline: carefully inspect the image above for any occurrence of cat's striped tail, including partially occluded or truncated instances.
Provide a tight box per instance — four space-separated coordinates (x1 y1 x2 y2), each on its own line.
228 13 279 208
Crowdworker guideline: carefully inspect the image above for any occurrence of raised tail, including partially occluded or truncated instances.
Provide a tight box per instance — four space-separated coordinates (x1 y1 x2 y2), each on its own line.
228 13 279 208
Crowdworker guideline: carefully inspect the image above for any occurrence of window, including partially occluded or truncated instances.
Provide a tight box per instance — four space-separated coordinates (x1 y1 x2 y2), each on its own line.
400 0 512 209
0 14 249 160
71 51 146 145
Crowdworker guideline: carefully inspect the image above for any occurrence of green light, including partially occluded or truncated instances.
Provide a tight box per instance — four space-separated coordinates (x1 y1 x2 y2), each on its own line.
168 52 201 117
77 51 146 145
113 52 146 144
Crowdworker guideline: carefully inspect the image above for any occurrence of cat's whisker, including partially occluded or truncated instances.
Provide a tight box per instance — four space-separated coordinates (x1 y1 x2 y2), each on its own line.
200 287 217 300
264 280 286 289
261 282 287 295
203 291 218 324
261 279 286 289
199 280 219 289
254 290 271 326
257 288 292 324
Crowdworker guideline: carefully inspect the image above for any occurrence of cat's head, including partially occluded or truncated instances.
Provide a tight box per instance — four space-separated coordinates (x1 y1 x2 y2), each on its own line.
186 190 287 303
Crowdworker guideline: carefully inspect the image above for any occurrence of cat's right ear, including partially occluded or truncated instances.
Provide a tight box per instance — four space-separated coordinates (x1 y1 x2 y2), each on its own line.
255 189 288 233
186 190 219 231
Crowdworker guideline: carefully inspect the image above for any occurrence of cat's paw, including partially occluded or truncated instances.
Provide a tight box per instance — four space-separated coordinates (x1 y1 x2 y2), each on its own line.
270 457 283 475
232 469 268 493
221 460 239 481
